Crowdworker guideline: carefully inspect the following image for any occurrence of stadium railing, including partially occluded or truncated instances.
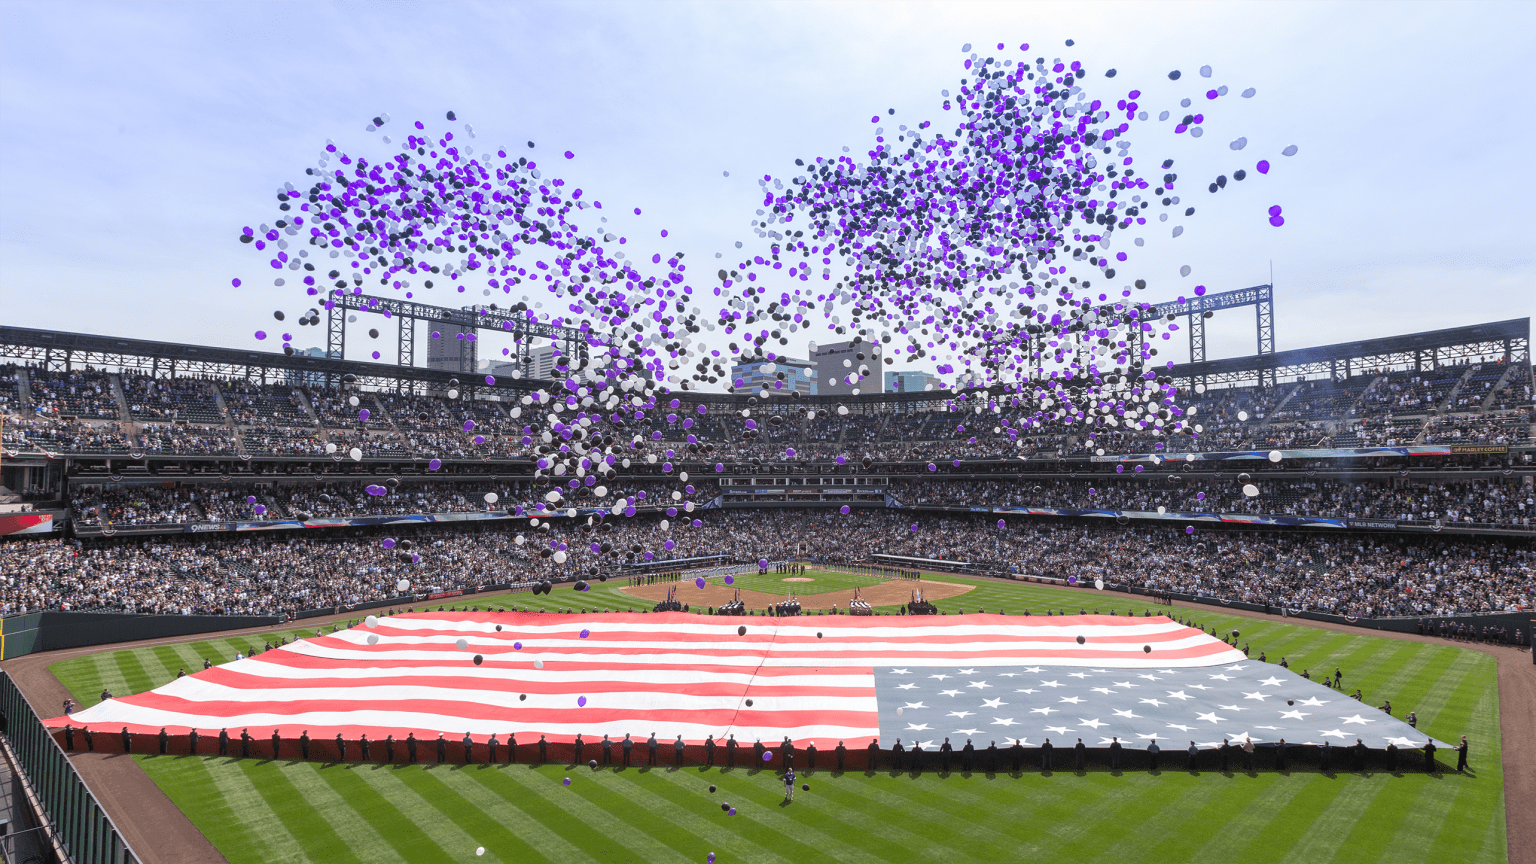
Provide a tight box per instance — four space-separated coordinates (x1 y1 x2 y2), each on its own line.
0 671 140 864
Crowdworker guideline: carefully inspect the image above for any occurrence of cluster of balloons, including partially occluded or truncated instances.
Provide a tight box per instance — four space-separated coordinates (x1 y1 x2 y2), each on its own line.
234 39 1300 567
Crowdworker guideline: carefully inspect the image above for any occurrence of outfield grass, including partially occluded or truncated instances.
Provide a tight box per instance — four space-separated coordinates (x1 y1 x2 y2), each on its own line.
701 568 892 596
50 578 1506 864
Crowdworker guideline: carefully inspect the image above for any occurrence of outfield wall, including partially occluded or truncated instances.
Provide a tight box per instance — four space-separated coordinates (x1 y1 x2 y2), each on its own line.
0 612 281 660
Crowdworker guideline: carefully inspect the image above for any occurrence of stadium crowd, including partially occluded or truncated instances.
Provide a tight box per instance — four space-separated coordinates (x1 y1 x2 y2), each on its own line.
3 510 1530 620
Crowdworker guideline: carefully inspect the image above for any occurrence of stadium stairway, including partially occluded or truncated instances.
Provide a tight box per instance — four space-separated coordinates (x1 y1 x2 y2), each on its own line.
14 367 31 410
1338 374 1385 422
293 387 322 427
1479 364 1519 412
1435 366 1478 415
107 372 131 421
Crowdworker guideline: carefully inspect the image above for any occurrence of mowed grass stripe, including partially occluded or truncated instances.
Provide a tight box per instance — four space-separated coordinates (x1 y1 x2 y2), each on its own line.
607 767 808 864
238 757 364 864
364 766 548 864
1114 774 1273 864
832 770 1032 856
164 755 309 863
135 756 279 862
818 769 1042 858
1421 681 1505 864
653 766 897 864
380 765 581 864
490 764 712 864
1188 773 1289 859
1274 776 1386 864
285 762 414 863
1071 772 1231 861
312 764 443 863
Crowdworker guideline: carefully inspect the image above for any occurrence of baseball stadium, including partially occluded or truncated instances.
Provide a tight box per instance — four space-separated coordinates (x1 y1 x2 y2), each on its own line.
0 4 1532 864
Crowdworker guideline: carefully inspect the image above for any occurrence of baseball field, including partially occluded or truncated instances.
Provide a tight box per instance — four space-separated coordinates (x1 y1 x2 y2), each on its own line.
45 573 1512 864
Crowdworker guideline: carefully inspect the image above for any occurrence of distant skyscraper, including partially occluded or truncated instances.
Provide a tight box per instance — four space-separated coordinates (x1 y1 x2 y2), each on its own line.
884 370 937 393
427 323 476 374
730 357 816 395
811 340 884 396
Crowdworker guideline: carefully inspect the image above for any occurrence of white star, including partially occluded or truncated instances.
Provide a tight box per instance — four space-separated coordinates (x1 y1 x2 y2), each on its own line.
999 672 1020 678
1317 729 1349 740
916 740 937 749
929 673 952 681
1136 733 1164 741
1259 676 1284 687
1158 670 1180 675
1023 666 1043 673
1008 737 1029 746
1225 664 1248 672
1384 736 1418 747
957 668 977 675
1014 688 1040 695
1137 674 1162 681
939 689 962 698
1112 709 1141 719
1097 737 1119 746
954 728 981 736
1298 697 1330 707
1079 718 1107 729
1139 698 1166 707
1255 726 1281 731
1091 687 1115 696
1091 669 1112 674
1039 680 1063 688
902 702 928 710
1029 707 1057 716
947 711 975 719
1340 714 1374 726
1068 672 1090 679
1217 704 1247 712
1208 673 1233 681
890 669 911 675
896 683 918 690
1166 690 1194 701
1226 732 1260 743
1242 691 1270 702
1058 696 1085 705
982 697 1007 709
1195 712 1226 724
1188 684 1211 691
992 718 1019 727
967 681 993 690
905 723 932 731
1279 710 1310 721
1167 723 1194 732
1045 725 1075 735
1113 681 1138 688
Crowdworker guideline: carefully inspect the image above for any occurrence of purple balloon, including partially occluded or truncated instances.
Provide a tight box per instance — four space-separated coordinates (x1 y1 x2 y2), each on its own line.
577 696 587 707
580 629 590 638
763 751 773 761
463 420 476 432
513 642 522 650
724 575 734 586
1186 526 1196 535
840 505 851 515
1257 159 1271 174
696 577 706 589
428 458 442 471
381 538 396 549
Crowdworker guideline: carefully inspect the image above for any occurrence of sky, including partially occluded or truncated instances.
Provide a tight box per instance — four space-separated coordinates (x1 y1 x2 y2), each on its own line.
2 0 1532 388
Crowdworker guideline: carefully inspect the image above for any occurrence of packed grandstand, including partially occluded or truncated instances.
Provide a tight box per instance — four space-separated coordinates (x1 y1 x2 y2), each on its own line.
1 316 1532 628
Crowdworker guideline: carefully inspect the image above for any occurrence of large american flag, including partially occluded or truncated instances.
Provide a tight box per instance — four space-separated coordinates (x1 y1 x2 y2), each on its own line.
52 612 1445 749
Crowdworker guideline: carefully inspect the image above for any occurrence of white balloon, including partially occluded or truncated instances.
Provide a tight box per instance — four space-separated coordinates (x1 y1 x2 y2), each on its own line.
553 550 568 564
456 638 469 650
397 579 411 592
837 406 849 416
367 633 380 645
348 396 360 407
1267 450 1283 463
646 454 658 464
896 707 904 716
485 492 499 504
1242 484 1260 497
325 442 337 454
1157 506 1167 515
678 471 688 482
448 388 460 399
349 447 363 461
515 534 527 545
660 519 670 530
476 848 486 857
1237 410 1249 422
594 486 608 497
671 491 682 500
534 659 544 669
365 615 379 629
1094 578 1104 591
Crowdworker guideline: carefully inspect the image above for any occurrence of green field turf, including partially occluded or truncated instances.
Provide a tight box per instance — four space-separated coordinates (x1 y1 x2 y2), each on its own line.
49 577 1507 864
700 568 893 596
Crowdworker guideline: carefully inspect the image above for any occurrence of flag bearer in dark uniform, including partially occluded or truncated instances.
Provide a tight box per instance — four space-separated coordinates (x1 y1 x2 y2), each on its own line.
387 734 397 764
866 738 878 770
939 738 953 773
508 733 517 764
1111 737 1124 770
1077 738 1088 771
186 728 195 756
705 735 716 767
334 733 344 761
963 739 975 772
1353 739 1366 772
407 733 418 763
360 734 370 761
806 741 817 771
1011 739 1024 773
463 733 474 764
622 733 633 767
752 738 763 767
1423 740 1437 773
1041 738 1054 771
649 733 659 766
574 733 585 766
300 730 310 760
726 734 738 768
836 741 847 771
986 741 998 773
64 725 74 750
240 729 251 759
158 728 168 754
1320 741 1332 773
122 727 133 754
1146 740 1159 771
602 734 613 765
271 729 281 759
1218 739 1229 772
1386 742 1398 772
675 735 686 766
1456 736 1468 772
487 734 497 764
436 733 447 764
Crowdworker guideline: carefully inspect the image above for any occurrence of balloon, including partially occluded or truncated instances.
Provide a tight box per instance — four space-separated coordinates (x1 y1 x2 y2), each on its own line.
696 577 706 589
534 659 544 669
763 751 773 761
577 696 587 707
397 579 411 592
1242 484 1259 497
455 638 469 650
365 615 379 629
580 629 590 638
367 634 379 645
474 655 483 665
485 492 499 504
1267 450 1283 463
